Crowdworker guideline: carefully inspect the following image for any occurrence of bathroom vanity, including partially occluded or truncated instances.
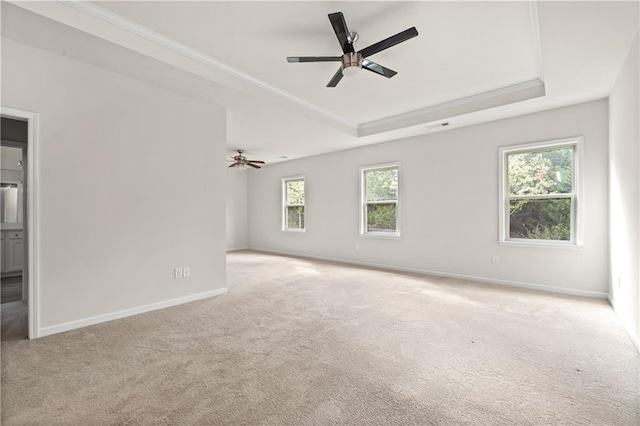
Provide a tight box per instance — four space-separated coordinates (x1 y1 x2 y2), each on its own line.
1 180 23 276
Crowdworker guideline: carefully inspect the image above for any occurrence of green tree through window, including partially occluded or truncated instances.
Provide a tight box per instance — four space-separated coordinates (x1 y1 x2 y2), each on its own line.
363 166 398 234
505 145 576 241
284 178 305 230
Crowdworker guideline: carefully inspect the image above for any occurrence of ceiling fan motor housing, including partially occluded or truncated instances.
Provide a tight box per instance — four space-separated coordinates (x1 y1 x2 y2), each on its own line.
341 52 363 76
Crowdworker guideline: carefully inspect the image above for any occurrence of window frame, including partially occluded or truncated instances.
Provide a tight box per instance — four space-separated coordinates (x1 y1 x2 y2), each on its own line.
282 176 306 232
359 162 400 238
498 137 584 248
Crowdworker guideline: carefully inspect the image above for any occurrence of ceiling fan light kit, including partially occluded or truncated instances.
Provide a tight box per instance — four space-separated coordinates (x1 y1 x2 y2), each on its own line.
341 52 363 76
287 12 418 87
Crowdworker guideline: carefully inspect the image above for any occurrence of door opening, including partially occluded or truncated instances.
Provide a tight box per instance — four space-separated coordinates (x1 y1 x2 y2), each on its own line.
1 108 39 339
1 119 28 339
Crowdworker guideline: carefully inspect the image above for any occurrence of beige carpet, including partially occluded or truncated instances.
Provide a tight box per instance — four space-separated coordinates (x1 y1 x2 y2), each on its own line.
1 250 638 425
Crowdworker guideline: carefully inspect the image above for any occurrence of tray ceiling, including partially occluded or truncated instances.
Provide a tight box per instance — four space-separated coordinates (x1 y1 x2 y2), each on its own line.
95 1 542 124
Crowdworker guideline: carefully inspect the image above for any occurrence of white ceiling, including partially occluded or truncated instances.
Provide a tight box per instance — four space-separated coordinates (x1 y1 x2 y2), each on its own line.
2 1 639 164
94 1 541 124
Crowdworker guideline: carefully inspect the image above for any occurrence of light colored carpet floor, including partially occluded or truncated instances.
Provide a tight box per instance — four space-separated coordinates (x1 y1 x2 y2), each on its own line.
1 250 638 425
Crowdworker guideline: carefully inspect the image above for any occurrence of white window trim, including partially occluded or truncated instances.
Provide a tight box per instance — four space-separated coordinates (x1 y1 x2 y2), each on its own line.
359 162 401 238
498 136 584 248
282 175 306 232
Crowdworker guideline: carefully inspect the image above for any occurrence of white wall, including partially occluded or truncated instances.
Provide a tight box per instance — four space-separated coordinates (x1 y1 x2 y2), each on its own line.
249 100 610 297
1 39 227 332
609 33 640 348
226 168 248 250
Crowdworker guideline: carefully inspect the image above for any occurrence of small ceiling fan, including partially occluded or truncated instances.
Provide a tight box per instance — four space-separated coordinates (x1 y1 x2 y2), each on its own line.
287 12 418 87
228 149 265 169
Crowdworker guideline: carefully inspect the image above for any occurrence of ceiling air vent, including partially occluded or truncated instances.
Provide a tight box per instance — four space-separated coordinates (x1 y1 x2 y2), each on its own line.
426 122 450 129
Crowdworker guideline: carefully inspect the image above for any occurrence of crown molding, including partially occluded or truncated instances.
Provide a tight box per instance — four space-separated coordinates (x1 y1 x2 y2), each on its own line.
38 0 545 139
358 79 546 136
529 0 545 82
358 0 545 136
57 0 358 132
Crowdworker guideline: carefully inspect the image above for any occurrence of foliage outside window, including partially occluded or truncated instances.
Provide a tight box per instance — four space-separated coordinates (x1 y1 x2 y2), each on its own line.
361 164 399 235
283 177 305 231
500 138 582 245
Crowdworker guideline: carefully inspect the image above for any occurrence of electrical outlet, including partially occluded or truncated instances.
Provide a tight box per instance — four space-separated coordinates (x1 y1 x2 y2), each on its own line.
174 267 183 279
183 267 190 278
492 256 500 264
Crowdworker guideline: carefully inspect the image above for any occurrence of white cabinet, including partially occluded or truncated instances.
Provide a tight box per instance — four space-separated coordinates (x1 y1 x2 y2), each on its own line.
1 230 23 273
7 233 23 272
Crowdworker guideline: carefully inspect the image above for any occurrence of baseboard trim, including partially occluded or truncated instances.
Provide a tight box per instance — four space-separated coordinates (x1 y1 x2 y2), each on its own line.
608 295 640 353
250 247 608 299
38 288 227 338
226 246 249 252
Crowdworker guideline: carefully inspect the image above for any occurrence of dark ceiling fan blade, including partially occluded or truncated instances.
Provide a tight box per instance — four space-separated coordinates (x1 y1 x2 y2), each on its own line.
287 56 342 63
358 27 418 58
247 163 261 169
247 160 265 164
229 163 238 168
362 59 397 78
327 67 344 87
328 12 355 54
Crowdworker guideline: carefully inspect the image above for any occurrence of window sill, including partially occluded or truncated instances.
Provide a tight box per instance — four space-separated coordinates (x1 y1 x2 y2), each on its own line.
359 233 401 239
281 229 306 233
498 240 584 250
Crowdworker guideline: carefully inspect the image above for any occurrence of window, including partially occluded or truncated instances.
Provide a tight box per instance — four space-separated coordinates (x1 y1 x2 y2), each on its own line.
499 137 583 246
361 164 399 236
283 177 305 231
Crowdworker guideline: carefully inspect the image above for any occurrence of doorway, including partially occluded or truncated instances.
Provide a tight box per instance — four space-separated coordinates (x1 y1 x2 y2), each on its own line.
1 108 39 339
1 145 26 302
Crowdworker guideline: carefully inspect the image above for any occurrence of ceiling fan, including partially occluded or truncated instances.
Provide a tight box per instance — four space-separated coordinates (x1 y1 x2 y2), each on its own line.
287 12 418 87
228 149 265 169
